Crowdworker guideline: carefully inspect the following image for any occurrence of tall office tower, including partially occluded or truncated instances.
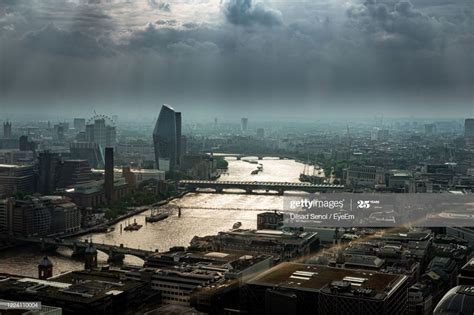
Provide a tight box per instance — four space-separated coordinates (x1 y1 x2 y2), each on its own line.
465 119 474 137
214 117 218 128
241 117 248 133
85 118 116 154
104 147 114 204
153 105 182 172
257 128 265 138
3 121 12 139
38 151 61 195
464 119 474 147
56 160 94 188
73 118 86 132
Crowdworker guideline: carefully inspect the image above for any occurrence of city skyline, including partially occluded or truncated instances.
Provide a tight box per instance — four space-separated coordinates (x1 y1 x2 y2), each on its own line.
0 0 473 120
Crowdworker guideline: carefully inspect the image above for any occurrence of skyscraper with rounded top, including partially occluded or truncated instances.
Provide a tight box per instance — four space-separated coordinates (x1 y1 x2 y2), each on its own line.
153 104 182 172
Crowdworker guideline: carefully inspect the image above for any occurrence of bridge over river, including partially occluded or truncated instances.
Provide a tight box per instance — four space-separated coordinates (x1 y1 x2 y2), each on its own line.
179 180 345 194
13 237 155 263
210 153 292 160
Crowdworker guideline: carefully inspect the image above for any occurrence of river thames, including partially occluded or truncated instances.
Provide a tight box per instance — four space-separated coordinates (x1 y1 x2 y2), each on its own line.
0 158 308 277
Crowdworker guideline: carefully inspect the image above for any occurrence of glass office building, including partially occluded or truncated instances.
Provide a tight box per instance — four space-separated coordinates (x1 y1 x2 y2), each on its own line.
153 105 182 172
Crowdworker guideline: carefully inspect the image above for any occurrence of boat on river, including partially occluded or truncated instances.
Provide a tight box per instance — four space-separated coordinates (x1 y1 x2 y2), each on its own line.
146 209 169 223
124 219 143 231
232 221 242 229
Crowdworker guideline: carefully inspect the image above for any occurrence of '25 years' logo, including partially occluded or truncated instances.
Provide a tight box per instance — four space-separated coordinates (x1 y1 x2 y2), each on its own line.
357 200 371 209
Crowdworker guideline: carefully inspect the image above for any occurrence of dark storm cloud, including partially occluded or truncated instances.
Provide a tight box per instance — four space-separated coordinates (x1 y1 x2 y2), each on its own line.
347 0 439 49
0 0 473 118
21 23 115 57
127 24 233 55
224 0 282 27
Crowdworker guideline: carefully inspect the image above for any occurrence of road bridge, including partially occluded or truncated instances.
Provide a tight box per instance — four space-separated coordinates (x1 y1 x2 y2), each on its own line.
210 153 290 160
179 180 345 194
15 237 154 263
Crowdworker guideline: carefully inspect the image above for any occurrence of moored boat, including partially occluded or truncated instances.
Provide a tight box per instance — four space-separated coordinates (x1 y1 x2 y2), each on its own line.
146 212 169 222
124 219 143 231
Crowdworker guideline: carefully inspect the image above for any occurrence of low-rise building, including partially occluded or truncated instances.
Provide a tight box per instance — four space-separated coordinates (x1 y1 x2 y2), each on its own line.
257 211 284 230
92 167 165 184
408 282 434 315
344 165 385 188
126 249 273 314
0 270 159 315
62 178 131 208
40 196 81 234
458 258 474 285
0 164 35 197
246 262 409 315
10 197 51 237
386 169 413 192
191 229 319 262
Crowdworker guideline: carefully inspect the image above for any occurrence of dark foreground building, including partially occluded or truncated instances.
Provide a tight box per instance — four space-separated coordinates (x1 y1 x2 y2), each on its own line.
433 286 474 315
0 269 159 315
246 262 409 315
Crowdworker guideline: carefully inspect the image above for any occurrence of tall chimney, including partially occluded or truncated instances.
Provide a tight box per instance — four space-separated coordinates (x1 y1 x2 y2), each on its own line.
104 147 114 204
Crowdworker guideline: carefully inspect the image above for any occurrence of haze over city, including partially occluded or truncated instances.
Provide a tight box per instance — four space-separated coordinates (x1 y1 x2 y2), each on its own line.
1 0 473 120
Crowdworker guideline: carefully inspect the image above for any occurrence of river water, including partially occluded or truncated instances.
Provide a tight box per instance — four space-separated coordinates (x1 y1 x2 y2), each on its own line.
0 158 306 277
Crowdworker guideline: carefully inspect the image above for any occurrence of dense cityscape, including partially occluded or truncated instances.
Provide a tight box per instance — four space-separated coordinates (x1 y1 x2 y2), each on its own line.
0 109 473 314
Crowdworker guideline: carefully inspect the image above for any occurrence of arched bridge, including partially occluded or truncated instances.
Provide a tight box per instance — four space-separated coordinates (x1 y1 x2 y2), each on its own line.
210 153 290 160
179 180 345 194
15 237 155 263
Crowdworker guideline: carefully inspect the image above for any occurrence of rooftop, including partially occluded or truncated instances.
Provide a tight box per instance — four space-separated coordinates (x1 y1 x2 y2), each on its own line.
64 178 128 194
249 262 407 300
0 270 144 304
147 249 273 273
461 258 474 272
218 229 317 241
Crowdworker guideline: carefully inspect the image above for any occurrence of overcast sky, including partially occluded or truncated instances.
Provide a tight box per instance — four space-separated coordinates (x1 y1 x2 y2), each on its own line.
0 0 473 121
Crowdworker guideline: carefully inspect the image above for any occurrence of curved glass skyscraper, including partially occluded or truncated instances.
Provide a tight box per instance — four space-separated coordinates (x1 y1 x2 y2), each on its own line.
153 105 182 172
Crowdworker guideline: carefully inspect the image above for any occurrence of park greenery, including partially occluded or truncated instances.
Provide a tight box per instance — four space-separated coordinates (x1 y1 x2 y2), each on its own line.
214 156 229 169
103 180 175 220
